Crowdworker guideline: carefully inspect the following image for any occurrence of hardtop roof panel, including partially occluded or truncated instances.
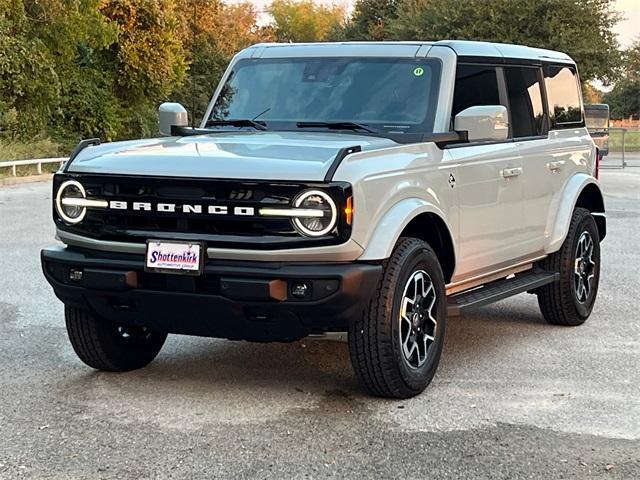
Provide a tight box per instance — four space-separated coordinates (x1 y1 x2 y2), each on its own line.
238 40 574 64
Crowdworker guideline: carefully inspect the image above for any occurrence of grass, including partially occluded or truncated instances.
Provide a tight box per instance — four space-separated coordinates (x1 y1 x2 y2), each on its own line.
0 138 66 177
608 128 640 152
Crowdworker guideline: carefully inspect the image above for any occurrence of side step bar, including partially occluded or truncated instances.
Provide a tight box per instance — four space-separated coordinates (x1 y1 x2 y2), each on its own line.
447 270 559 316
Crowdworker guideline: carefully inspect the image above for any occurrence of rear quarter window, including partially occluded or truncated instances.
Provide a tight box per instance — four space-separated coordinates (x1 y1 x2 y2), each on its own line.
544 65 583 128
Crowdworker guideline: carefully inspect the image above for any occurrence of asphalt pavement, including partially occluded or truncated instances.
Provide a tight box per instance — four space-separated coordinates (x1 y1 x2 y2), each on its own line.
0 171 639 479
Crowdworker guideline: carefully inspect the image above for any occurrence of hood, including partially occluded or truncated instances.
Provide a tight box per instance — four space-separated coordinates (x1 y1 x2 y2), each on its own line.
67 131 397 181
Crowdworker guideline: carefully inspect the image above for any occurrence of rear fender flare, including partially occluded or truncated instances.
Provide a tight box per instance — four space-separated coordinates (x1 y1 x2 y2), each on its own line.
546 174 605 253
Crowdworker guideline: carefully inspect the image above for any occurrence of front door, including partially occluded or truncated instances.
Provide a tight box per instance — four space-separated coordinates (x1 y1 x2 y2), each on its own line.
448 144 524 279
446 64 525 279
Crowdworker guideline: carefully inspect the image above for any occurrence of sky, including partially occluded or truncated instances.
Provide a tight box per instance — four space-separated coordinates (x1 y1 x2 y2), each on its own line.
614 0 640 47
226 0 639 48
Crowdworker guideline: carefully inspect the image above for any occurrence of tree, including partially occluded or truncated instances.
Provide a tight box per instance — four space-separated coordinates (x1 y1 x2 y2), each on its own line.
622 39 640 80
99 0 187 137
170 1 267 125
342 0 399 40
603 39 640 119
583 83 604 104
268 0 346 43
0 0 59 138
386 0 621 83
0 0 118 141
604 81 640 119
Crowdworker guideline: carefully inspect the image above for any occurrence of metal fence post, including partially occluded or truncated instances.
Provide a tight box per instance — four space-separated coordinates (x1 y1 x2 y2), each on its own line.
621 129 626 168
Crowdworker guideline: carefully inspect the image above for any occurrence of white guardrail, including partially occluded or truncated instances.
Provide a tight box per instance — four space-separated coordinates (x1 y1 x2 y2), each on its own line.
0 157 68 176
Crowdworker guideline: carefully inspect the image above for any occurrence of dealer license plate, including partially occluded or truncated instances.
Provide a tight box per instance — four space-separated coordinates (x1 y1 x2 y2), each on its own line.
145 240 204 275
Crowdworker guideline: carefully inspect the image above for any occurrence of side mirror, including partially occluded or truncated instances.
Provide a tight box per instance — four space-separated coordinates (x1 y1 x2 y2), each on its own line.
159 102 188 136
454 105 509 142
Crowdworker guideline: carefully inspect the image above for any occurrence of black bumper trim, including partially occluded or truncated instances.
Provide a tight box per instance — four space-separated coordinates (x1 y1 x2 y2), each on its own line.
41 246 382 342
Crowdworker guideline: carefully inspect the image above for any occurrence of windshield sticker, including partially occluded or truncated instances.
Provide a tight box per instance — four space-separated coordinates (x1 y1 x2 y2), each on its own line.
413 67 424 77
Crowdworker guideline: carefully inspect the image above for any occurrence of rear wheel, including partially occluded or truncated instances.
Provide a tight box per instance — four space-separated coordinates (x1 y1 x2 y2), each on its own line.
65 305 167 371
348 237 446 398
537 208 601 326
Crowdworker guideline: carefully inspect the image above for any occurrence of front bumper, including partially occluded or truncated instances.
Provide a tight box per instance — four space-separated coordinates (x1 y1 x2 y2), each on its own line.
41 246 382 342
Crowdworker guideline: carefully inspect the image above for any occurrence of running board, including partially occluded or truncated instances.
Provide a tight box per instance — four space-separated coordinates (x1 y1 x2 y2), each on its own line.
447 270 559 316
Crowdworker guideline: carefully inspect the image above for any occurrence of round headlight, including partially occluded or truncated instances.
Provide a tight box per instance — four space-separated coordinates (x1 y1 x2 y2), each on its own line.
55 180 87 224
292 190 337 237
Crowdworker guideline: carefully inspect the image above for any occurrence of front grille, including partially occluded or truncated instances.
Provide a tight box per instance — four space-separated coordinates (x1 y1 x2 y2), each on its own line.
54 173 352 249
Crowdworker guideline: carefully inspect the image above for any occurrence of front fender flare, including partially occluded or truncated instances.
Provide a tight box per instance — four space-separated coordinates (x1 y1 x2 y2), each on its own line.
358 198 454 261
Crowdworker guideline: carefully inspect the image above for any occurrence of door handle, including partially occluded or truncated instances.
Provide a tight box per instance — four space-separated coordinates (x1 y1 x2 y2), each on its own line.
547 161 563 172
501 167 522 178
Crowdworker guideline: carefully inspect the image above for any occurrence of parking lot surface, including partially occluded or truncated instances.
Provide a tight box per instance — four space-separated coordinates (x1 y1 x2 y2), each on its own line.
1 171 639 479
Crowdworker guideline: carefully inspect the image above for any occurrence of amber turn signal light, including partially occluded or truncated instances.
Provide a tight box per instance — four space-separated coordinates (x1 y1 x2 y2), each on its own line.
345 196 353 225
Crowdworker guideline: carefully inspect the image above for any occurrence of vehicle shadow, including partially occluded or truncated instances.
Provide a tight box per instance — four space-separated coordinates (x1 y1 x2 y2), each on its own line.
442 297 549 376
55 296 550 416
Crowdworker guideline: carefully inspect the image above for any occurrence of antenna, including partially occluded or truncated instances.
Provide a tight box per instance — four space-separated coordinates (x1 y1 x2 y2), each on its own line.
191 1 197 128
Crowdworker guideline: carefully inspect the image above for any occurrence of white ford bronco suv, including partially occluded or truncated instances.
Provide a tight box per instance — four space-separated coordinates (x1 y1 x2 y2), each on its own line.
42 41 606 398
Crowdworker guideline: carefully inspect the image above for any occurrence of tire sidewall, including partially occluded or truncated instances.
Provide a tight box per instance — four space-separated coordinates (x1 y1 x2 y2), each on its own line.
569 215 601 319
65 305 167 372
388 243 447 392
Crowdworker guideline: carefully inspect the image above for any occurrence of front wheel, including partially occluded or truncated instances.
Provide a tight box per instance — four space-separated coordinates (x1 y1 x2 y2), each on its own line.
348 237 447 398
65 305 167 371
536 207 601 326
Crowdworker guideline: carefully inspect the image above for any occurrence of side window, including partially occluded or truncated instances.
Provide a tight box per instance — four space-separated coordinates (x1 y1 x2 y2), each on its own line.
544 65 583 127
452 65 502 117
504 66 546 138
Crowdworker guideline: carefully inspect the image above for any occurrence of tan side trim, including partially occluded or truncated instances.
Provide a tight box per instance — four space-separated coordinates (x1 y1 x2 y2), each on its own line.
445 255 547 295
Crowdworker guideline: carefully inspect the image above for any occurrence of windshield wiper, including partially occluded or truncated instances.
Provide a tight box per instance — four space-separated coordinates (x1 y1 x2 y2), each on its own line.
296 121 378 134
205 119 267 131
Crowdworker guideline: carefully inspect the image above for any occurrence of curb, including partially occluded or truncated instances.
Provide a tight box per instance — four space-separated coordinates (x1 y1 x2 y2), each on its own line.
0 174 54 187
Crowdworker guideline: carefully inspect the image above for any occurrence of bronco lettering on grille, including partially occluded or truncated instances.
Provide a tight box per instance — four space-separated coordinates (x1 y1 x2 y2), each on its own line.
107 201 254 216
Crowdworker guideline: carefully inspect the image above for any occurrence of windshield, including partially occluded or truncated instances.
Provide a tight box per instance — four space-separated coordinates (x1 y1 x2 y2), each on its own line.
209 57 441 135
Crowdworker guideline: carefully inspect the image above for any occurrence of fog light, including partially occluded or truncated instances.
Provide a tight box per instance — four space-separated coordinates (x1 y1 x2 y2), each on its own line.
69 268 83 282
290 281 311 299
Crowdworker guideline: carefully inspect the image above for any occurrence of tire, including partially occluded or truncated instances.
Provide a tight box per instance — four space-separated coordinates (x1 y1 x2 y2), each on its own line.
537 207 601 326
65 305 167 372
348 237 447 399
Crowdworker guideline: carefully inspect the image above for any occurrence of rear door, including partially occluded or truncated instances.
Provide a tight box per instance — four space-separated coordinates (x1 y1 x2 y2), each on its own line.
510 64 587 254
447 64 525 278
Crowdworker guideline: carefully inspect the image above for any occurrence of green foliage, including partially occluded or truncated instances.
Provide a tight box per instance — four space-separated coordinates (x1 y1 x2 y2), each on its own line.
0 0 60 138
624 40 640 80
99 0 187 137
55 60 122 141
603 79 640 119
0 0 121 142
0 0 629 151
268 0 346 42
603 40 640 119
171 40 228 127
343 0 399 40
171 1 264 125
344 0 621 83
100 1 186 102
0 137 63 162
